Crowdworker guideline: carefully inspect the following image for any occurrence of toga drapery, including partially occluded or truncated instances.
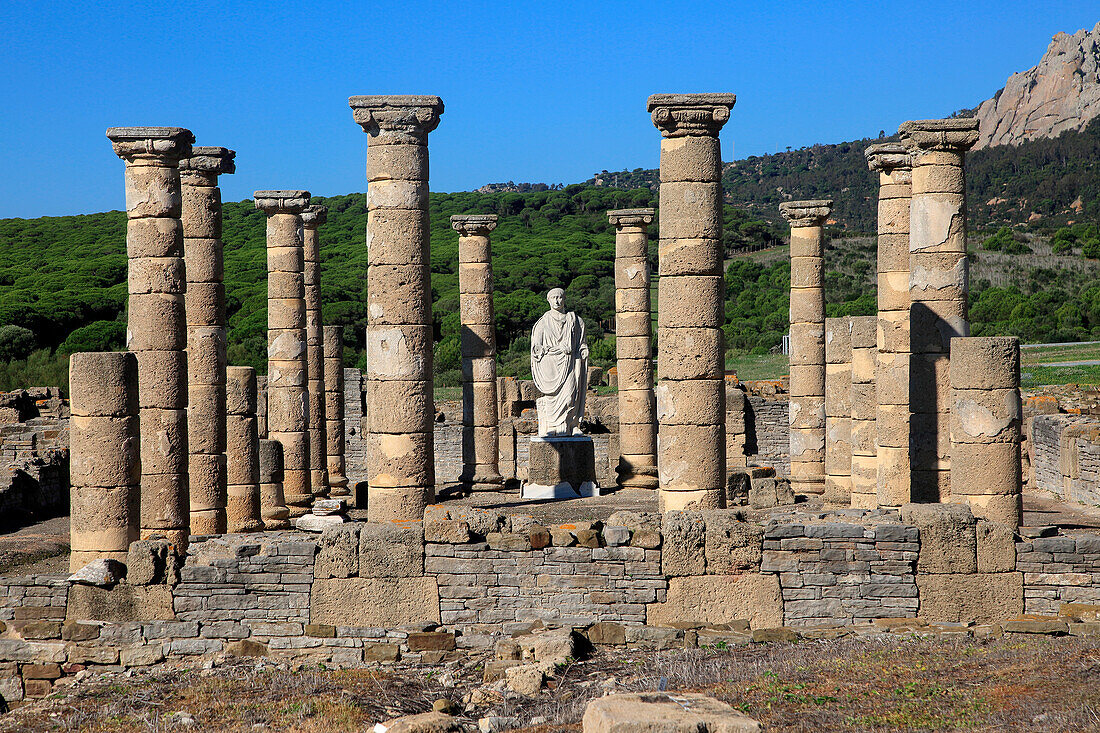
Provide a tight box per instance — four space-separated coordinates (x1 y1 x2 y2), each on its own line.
530 309 588 436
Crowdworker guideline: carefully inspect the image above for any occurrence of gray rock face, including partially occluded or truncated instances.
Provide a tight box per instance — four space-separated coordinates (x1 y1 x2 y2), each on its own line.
975 22 1100 149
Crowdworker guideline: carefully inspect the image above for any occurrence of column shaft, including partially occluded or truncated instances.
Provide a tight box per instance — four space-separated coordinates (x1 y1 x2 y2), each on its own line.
226 366 263 532
68 352 139 570
350 95 443 521
108 126 193 548
649 93 735 512
323 325 350 497
258 438 290 528
824 317 852 506
302 206 330 500
849 316 878 506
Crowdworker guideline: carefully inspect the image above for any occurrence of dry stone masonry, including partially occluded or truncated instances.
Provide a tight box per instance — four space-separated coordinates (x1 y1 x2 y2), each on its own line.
608 209 658 491
323 326 349 498
107 126 194 549
452 214 503 492
780 200 832 496
225 366 263 533
301 205 330 501
255 190 312 519
180 146 235 536
350 95 444 521
649 93 735 511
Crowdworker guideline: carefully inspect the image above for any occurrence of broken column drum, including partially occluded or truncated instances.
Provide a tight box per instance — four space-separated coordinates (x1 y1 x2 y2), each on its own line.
107 126 193 548
254 190 312 519
780 199 833 496
350 94 443 522
823 317 852 506
649 93 735 512
452 214 503 491
68 352 140 571
849 315 879 508
950 336 1022 525
258 438 290 529
866 143 913 508
900 118 979 502
323 325 349 498
301 204 330 501
180 146 235 535
225 366 263 532
608 208 658 490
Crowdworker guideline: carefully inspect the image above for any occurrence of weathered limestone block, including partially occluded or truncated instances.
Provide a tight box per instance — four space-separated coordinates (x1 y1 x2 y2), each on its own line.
661 511 707 576
315 524 360 579
976 520 1017 573
901 503 977 573
647 574 782 629
916 572 1023 623
311 577 440 627
66 585 175 623
359 522 424 577
583 693 762 733
703 511 763 573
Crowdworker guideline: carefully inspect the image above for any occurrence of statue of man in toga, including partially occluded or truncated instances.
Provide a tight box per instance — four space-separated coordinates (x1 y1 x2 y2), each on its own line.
530 288 589 437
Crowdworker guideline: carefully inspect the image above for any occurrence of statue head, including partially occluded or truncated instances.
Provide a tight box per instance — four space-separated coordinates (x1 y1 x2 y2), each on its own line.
546 288 565 313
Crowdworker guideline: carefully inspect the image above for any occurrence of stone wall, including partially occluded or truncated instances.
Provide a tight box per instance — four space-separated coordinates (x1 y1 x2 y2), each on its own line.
745 395 789 475
0 388 70 527
1029 413 1100 506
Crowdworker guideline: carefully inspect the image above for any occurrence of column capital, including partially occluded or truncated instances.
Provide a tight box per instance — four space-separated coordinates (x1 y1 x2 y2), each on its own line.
450 214 497 236
254 190 310 216
106 127 194 162
301 205 327 228
179 146 236 177
780 200 833 227
349 95 444 138
865 143 911 173
898 118 979 153
607 208 655 228
647 94 735 138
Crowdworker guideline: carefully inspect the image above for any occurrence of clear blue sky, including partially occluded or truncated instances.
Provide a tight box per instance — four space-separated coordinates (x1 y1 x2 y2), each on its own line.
1 1 1097 219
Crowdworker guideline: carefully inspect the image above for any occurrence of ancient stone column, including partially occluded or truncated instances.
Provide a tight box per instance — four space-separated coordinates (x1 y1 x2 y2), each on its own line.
780 200 832 496
69 352 139 570
254 190 312 518
899 118 979 502
823 317 852 506
349 95 443 521
849 316 879 508
323 325 350 498
107 126 193 548
608 208 658 490
950 337 1022 525
258 438 290 529
649 93 735 512
866 143 913 508
301 204 330 500
225 366 263 532
452 214 503 492
180 146 235 535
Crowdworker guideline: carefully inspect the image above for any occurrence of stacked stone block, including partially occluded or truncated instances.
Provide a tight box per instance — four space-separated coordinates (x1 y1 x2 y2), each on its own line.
950 337 1023 525
866 144 913 507
849 316 878 507
350 95 444 521
225 366 263 532
608 208 658 490
258 438 290 529
301 205 330 500
180 146 235 535
255 190 312 518
323 326 349 498
899 118 979 501
780 200 832 496
452 214 503 491
648 93 735 511
68 352 140 570
823 317 852 506
107 126 194 548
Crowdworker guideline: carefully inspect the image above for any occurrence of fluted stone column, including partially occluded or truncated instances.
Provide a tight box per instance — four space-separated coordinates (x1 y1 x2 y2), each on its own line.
107 126 193 548
180 146 235 535
258 438 290 529
301 205 329 500
69 352 139 570
899 118 979 502
226 366 263 532
350 95 443 521
323 325 350 498
609 208 658 490
649 93 735 512
823 317 852 506
780 200 832 496
866 143 913 508
849 316 879 508
950 337 1022 525
254 190 312 518
452 214 503 491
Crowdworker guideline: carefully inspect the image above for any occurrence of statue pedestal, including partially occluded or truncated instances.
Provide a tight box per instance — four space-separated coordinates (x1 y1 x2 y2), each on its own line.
523 435 600 500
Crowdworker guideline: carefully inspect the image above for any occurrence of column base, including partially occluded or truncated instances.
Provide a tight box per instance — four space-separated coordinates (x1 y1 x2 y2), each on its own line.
616 456 659 490
791 476 826 495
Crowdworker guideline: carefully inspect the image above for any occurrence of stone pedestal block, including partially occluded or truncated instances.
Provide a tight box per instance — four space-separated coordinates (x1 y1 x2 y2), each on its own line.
523 436 600 499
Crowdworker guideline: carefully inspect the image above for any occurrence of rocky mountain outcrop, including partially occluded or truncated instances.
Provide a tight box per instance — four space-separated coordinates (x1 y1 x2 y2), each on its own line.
975 22 1100 149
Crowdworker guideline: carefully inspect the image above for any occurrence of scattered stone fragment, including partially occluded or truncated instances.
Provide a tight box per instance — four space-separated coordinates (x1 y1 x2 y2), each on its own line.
68 559 126 587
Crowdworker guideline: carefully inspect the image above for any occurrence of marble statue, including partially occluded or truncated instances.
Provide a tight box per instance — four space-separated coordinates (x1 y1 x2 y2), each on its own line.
530 288 589 436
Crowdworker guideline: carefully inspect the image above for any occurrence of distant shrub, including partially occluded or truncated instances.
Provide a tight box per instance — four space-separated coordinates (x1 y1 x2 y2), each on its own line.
58 320 124 355
0 325 36 362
